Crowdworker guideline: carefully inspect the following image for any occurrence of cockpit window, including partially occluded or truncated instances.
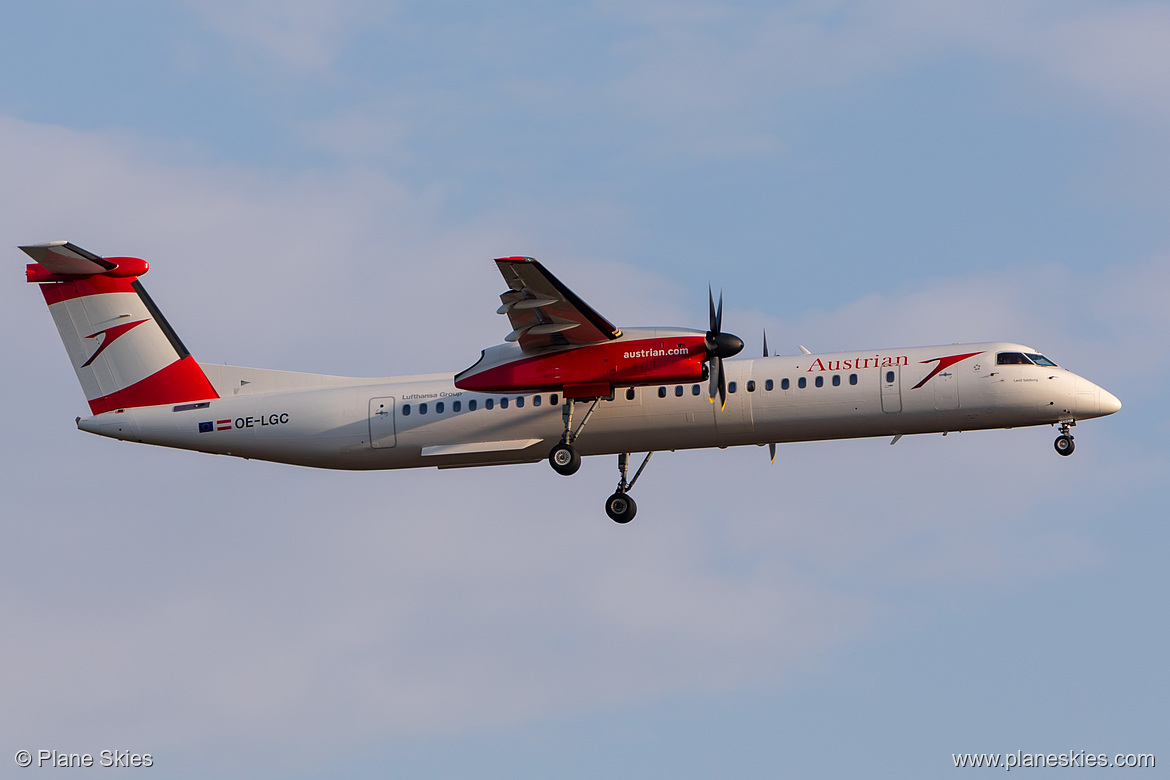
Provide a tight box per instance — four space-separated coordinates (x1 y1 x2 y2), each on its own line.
1026 353 1057 367
996 352 1033 365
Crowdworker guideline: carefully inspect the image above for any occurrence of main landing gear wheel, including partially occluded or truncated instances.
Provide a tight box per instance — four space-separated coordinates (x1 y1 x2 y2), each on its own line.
605 492 637 524
604 451 653 523
549 443 581 475
547 397 601 476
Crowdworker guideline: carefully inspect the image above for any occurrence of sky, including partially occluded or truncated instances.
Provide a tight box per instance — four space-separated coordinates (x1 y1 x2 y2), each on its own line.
1 1 1167 777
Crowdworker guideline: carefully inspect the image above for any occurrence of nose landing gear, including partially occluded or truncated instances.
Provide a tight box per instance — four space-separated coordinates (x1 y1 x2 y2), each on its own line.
1054 419 1075 456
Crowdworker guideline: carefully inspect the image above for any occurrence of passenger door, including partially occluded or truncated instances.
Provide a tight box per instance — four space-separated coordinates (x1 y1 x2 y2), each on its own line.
881 366 902 413
369 397 397 448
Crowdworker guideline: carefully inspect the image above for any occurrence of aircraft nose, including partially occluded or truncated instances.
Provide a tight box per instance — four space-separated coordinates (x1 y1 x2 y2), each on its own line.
1099 388 1122 416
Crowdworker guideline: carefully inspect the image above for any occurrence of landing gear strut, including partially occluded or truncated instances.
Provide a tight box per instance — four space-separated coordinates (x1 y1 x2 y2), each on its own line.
547 397 602 476
605 451 653 524
1054 420 1075 456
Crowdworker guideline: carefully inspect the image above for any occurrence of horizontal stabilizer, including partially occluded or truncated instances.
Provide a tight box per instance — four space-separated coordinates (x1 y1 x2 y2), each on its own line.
20 241 115 276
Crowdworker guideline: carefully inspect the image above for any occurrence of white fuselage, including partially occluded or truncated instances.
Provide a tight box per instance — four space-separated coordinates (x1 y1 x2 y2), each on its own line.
77 342 1121 470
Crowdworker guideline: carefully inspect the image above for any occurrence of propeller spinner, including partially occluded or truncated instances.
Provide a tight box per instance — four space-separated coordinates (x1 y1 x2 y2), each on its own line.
705 286 744 408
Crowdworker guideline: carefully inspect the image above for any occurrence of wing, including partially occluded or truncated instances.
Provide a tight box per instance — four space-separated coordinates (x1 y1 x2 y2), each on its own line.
494 257 622 351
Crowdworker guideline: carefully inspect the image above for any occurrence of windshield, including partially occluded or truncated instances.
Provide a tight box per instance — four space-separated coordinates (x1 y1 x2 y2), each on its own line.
996 352 1032 365
1025 353 1058 367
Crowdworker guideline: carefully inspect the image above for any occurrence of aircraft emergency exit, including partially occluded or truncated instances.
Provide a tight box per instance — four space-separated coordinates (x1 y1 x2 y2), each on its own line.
22 241 1121 523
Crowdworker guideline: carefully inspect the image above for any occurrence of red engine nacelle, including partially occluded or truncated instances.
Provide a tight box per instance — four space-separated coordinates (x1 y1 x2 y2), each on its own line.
455 334 710 398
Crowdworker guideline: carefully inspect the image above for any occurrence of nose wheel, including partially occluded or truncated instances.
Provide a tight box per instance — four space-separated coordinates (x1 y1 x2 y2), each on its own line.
1054 420 1075 456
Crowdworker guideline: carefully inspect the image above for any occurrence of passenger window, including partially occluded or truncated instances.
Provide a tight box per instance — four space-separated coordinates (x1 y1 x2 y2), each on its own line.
885 371 895 383
500 397 509 409
485 398 494 410
747 380 756 392
996 352 1032 365
516 396 524 408
692 384 700 396
658 387 666 398
781 378 790 390
420 403 428 415
402 404 411 416
550 394 558 405
469 399 477 411
626 387 635 401
765 379 773 391
453 400 461 412
849 374 857 385
729 381 737 393
797 377 806 389
436 401 444 413
675 385 683 397
832 375 840 387
815 376 824 388
532 395 541 407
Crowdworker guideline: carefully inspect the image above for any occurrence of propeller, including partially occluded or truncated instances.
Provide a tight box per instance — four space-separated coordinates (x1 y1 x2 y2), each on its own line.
763 328 775 463
705 286 744 409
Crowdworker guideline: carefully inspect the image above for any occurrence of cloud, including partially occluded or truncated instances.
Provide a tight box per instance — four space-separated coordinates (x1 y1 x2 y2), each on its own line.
1039 4 1170 124
590 0 1170 165
183 0 395 71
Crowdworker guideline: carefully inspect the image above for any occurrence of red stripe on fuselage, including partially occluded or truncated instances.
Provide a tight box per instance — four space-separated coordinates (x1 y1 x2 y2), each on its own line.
87 356 219 415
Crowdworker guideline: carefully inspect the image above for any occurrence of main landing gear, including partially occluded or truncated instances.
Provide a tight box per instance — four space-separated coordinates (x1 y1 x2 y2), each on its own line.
547 397 654 523
1054 419 1075 456
606 451 654 524
547 397 602 476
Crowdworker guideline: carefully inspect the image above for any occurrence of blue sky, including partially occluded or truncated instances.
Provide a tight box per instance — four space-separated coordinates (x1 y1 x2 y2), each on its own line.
1 2 1167 778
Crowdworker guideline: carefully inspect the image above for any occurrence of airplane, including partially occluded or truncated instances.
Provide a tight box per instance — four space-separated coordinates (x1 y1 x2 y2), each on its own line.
22 241 1122 523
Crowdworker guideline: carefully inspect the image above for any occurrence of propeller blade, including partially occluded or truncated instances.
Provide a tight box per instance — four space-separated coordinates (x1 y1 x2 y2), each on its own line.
711 357 720 411
708 285 718 334
768 442 776 463
703 286 740 410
